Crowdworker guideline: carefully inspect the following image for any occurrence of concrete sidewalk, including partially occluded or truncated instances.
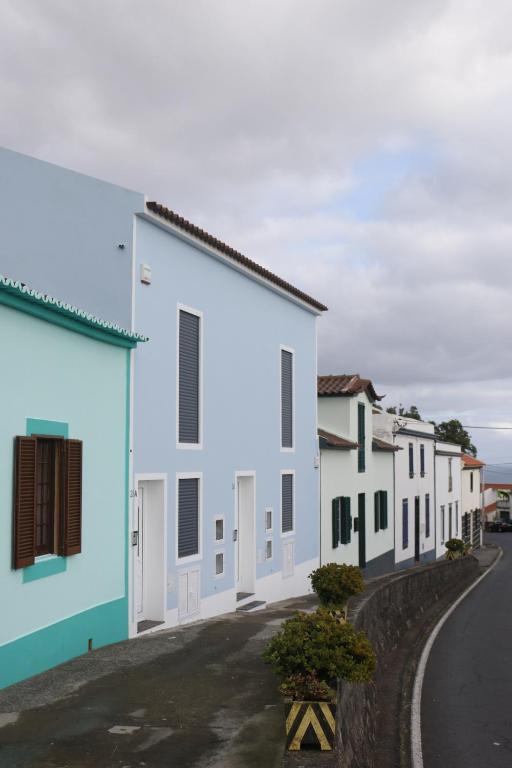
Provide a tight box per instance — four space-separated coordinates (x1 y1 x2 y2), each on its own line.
0 595 316 768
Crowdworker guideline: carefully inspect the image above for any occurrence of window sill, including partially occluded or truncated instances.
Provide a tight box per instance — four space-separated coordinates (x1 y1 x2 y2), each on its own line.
23 555 67 583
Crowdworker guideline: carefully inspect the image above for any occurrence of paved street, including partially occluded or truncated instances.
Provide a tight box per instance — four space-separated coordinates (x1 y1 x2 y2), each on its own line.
0 595 316 768
422 537 511 768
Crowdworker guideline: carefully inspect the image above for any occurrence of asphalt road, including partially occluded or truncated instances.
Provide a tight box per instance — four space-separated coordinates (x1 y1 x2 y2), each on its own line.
422 535 512 768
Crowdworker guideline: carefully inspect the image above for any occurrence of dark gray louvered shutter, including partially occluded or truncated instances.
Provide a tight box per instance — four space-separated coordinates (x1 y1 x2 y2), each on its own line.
281 350 293 448
374 491 380 532
357 403 365 472
178 478 199 558
281 474 293 533
179 310 200 444
340 496 352 544
13 436 37 569
379 490 388 530
332 497 341 548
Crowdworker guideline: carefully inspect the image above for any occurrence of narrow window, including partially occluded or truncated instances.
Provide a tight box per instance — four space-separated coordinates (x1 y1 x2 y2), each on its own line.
402 499 409 548
448 503 453 538
409 443 414 478
35 439 57 555
281 349 293 449
420 444 425 477
455 501 459 535
441 504 445 542
374 491 381 533
266 539 273 560
448 458 453 492
215 518 224 542
178 309 200 445
265 507 273 531
340 497 352 544
470 471 474 493
215 552 224 576
357 403 365 472
425 494 430 538
281 473 294 533
379 490 388 530
178 477 200 558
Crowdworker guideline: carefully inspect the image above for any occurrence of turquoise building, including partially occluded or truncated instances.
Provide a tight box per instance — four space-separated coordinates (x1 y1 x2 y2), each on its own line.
0 276 145 688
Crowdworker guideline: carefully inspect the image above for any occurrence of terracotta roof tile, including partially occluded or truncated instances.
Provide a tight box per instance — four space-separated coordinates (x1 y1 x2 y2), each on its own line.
317 374 383 402
145 202 327 312
461 453 485 468
372 437 400 452
318 428 359 450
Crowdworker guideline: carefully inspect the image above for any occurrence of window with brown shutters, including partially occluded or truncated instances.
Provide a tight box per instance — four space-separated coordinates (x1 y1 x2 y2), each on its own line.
12 435 83 569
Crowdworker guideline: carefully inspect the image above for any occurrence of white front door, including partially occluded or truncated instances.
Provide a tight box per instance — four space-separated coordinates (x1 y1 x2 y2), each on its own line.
136 485 145 620
235 475 255 594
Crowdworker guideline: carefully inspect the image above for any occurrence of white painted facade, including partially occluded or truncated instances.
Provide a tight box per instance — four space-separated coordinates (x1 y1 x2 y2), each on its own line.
434 443 462 558
373 413 436 568
461 456 484 546
319 388 395 578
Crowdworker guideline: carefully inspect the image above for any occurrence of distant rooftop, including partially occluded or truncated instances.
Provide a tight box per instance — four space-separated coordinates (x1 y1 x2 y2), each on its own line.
317 374 383 402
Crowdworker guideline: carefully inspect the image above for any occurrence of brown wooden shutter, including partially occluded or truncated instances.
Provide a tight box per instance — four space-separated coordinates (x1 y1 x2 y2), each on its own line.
62 439 83 556
13 436 37 569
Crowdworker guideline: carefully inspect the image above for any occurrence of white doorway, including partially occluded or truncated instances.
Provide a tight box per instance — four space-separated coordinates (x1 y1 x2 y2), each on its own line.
135 478 166 633
235 473 256 597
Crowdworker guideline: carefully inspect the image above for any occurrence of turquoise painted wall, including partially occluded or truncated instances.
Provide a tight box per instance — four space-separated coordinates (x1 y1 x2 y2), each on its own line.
0 303 129 687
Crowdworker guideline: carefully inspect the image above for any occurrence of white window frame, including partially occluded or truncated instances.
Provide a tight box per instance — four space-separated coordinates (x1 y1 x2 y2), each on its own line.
176 303 203 450
214 549 225 578
175 471 203 565
265 537 273 561
214 515 225 544
265 506 273 533
280 345 295 453
280 469 296 537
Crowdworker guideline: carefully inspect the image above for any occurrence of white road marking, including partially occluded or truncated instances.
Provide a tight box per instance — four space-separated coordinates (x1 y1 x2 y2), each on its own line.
411 548 503 768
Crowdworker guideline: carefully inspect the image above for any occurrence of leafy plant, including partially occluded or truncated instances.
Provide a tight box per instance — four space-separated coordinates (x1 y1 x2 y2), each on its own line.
262 608 376 701
445 538 465 559
309 563 364 614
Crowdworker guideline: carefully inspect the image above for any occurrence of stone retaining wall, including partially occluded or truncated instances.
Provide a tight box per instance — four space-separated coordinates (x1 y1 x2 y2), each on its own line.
335 555 480 768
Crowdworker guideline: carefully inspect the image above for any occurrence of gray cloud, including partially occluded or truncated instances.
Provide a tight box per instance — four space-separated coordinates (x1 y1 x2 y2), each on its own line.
1 0 512 461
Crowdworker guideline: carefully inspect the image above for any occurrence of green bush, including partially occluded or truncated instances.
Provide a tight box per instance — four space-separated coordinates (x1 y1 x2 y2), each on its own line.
262 608 376 701
309 563 365 610
445 538 465 552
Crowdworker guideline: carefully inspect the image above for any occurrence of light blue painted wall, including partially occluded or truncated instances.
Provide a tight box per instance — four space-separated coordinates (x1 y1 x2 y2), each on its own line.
0 303 128 650
134 218 320 608
0 147 143 327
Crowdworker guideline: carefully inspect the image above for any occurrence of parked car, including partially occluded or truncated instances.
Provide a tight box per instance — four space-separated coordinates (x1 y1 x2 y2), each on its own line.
485 519 512 532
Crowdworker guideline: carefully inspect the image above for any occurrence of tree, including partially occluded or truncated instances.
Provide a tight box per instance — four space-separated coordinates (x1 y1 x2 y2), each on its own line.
386 405 422 421
434 419 477 456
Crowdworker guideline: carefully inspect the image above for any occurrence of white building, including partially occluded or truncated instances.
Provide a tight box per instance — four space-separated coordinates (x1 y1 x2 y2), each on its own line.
461 453 484 547
373 412 437 568
318 375 396 578
434 442 462 558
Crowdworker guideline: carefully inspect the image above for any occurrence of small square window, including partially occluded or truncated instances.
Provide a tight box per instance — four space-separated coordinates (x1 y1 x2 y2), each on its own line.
215 552 224 576
266 539 273 560
215 518 224 542
265 507 273 531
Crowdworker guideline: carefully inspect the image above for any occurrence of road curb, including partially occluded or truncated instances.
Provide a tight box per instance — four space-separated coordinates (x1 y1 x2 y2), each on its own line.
410 546 503 768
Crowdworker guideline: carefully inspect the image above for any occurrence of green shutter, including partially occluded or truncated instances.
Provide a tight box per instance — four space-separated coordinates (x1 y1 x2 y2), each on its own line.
340 496 352 544
332 497 340 548
380 490 388 530
374 491 380 532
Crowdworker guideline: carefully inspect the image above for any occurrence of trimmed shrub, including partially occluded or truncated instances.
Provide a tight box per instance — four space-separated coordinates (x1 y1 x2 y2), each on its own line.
309 563 364 611
262 608 376 701
445 538 465 559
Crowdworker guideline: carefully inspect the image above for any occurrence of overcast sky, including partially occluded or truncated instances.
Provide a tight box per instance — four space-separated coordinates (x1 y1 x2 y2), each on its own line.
1 0 511 471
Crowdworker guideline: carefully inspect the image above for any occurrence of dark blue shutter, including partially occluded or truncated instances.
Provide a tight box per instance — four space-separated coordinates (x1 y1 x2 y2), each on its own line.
179 310 200 444
178 478 199 558
282 474 293 533
425 494 430 538
340 497 352 544
409 443 414 477
379 490 388 530
357 403 365 472
374 491 380 532
281 350 293 448
332 497 341 548
420 444 425 477
402 499 409 548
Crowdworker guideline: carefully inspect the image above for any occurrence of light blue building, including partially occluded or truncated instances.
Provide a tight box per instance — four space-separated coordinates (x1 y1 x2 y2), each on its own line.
0 148 327 640
0 275 145 688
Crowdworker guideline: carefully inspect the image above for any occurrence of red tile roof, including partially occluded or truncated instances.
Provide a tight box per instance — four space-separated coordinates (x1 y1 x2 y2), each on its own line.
461 453 485 468
372 437 401 452
484 483 512 490
317 374 383 402
318 428 359 450
145 201 327 312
